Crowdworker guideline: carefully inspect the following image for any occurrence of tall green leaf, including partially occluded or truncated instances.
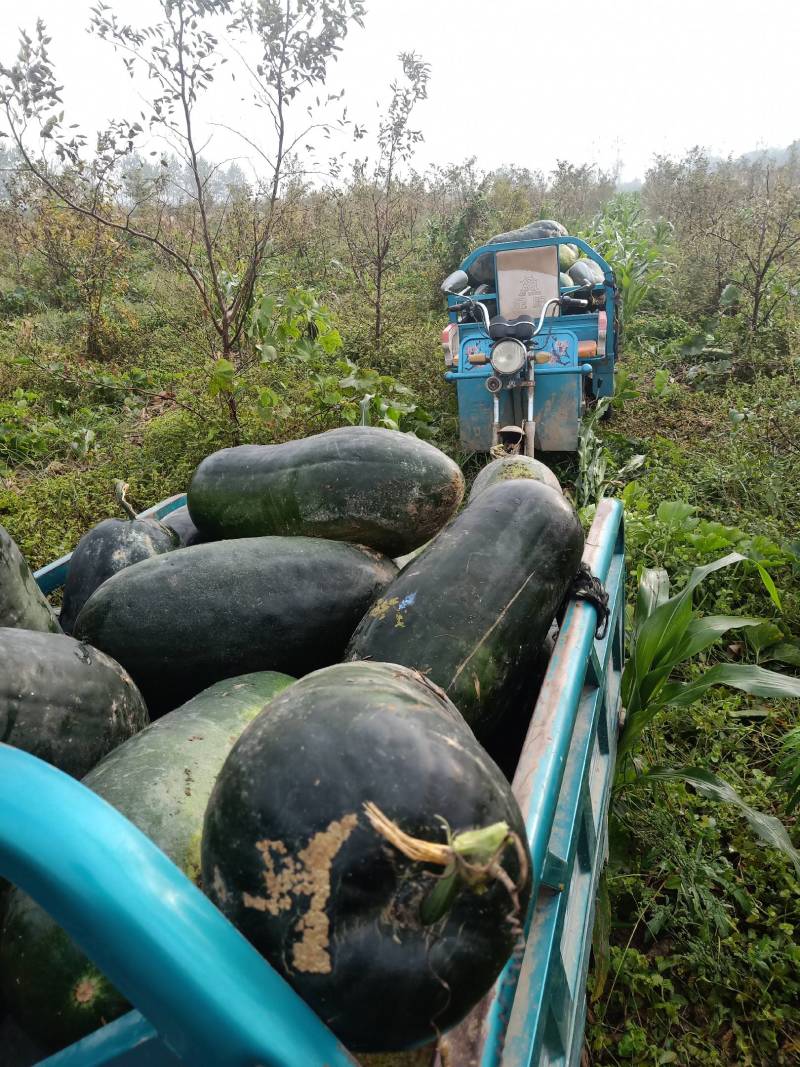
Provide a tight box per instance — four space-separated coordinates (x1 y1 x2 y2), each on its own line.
634 567 669 631
777 725 800 813
633 553 745 683
622 553 748 734
660 662 800 709
634 616 763 721
673 615 763 663
619 659 800 761
754 562 783 611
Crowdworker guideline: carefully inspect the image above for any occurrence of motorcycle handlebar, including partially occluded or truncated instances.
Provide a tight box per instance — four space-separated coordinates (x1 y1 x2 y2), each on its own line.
449 294 588 337
561 295 590 309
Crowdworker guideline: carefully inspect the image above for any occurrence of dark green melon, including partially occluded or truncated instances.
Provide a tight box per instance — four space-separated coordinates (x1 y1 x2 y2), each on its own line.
161 504 207 547
0 1016 48 1067
201 661 531 1052
568 258 605 286
186 427 465 556
0 524 60 633
468 219 568 285
0 670 294 1053
468 456 562 501
346 481 584 738
59 516 177 635
74 537 397 714
0 628 148 778
558 242 579 271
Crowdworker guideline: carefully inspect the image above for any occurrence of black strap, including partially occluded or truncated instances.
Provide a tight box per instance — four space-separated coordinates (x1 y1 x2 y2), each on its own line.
571 562 610 640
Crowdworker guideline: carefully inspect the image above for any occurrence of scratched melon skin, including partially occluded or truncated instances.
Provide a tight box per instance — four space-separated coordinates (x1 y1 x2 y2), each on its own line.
201 661 530 1052
0 627 148 778
347 480 584 739
0 671 294 1053
59 515 178 635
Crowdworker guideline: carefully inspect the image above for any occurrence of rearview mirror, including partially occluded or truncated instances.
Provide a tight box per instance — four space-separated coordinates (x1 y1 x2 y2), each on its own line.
441 269 469 295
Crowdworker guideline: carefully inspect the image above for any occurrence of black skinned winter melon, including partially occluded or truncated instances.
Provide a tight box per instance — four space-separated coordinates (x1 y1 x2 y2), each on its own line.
347 481 584 738
0 524 60 633
161 504 207 547
201 661 531 1052
59 515 177 635
468 455 562 501
74 537 397 714
568 258 605 287
468 219 567 285
186 427 465 556
0 670 295 1053
0 627 148 778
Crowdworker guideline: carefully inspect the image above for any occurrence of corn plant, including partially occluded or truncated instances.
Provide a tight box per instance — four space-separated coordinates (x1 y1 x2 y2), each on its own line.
582 192 673 330
575 398 610 508
616 552 800 875
777 724 800 813
576 396 643 508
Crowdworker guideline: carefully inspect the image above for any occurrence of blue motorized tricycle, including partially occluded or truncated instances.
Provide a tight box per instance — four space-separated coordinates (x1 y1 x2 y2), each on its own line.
441 234 618 455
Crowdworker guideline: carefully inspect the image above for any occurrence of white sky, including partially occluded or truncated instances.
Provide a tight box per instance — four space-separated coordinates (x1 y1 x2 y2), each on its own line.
1 0 798 183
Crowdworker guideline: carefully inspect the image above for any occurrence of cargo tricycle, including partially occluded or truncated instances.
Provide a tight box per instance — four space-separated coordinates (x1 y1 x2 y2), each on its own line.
1 481 624 1066
441 232 618 455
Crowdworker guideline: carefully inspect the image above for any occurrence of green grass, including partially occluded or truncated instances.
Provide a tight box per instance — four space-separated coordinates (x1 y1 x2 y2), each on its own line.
583 323 800 1066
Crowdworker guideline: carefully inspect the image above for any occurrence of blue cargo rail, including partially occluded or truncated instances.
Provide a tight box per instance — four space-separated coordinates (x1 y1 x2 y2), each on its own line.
0 495 624 1066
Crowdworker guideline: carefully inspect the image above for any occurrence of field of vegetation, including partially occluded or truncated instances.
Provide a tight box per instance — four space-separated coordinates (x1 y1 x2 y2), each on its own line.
0 4 798 1064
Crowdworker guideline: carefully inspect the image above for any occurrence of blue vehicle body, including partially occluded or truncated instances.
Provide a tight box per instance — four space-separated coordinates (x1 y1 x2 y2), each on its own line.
443 237 617 453
0 495 624 1066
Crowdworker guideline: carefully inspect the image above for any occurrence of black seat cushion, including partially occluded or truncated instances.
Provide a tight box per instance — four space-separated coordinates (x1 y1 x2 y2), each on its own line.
489 315 536 341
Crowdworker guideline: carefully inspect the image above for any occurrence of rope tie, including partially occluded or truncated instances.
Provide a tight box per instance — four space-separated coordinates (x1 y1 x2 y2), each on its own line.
571 561 610 639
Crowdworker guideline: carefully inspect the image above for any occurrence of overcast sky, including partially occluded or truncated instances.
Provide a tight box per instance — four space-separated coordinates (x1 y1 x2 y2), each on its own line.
1 0 798 183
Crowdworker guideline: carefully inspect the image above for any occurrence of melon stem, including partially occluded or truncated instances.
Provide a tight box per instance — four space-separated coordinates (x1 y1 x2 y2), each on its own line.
114 480 137 520
363 801 528 915
364 801 452 866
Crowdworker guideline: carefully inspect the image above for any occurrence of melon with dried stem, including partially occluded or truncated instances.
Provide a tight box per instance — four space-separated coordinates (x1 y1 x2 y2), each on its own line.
201 661 531 1052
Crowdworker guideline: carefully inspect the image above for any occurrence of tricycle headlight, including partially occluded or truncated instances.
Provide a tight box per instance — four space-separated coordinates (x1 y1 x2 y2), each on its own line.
490 338 526 376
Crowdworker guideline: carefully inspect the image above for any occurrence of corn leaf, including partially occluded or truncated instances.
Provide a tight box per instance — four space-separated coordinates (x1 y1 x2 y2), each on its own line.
637 616 763 709
763 641 800 668
635 553 745 677
672 615 764 663
660 662 800 709
619 661 800 761
634 566 669 630
622 553 747 718
755 562 782 611
777 725 800 813
632 766 800 876
617 704 662 760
